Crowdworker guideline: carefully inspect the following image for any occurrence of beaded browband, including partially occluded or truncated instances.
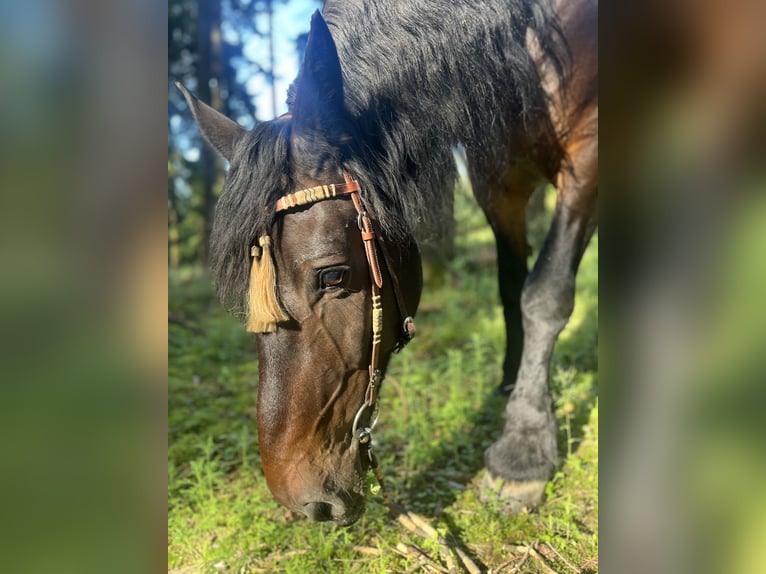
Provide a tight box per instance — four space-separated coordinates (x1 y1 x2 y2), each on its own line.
274 180 361 213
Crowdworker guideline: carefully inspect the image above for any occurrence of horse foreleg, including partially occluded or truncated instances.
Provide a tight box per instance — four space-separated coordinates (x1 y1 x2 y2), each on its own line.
483 165 597 513
492 201 530 395
470 167 535 395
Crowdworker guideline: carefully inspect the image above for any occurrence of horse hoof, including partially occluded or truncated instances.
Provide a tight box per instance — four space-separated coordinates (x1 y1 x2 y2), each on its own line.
479 472 547 514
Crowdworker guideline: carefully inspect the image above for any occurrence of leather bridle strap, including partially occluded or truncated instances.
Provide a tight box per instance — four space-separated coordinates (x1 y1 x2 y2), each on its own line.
375 237 417 347
272 172 416 454
345 173 384 410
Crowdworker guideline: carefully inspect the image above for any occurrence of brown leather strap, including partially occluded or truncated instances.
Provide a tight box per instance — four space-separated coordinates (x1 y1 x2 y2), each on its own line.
349 192 384 289
343 174 413 345
343 172 384 407
375 237 417 345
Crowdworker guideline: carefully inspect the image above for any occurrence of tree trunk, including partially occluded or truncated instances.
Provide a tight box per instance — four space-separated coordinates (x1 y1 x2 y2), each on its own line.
196 0 224 264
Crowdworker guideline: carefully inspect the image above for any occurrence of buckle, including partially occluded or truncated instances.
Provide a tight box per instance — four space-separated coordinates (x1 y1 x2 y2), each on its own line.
403 316 416 340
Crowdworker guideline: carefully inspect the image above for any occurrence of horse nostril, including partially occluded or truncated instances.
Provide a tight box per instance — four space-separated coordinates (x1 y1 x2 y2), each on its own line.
302 501 335 522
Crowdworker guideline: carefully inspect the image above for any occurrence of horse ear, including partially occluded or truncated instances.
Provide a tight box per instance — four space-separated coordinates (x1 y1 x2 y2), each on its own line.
175 81 246 161
291 11 348 135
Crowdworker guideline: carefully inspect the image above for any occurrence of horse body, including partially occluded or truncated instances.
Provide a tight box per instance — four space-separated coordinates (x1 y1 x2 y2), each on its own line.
179 0 597 524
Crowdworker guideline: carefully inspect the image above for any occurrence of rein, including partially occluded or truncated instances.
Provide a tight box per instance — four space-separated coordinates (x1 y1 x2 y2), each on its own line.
270 172 416 479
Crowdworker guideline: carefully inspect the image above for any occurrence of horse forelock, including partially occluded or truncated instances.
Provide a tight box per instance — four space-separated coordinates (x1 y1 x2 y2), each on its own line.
209 120 294 320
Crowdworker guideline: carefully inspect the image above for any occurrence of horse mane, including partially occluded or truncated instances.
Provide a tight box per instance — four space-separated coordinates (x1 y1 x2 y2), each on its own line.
210 0 569 318
315 0 569 239
209 120 295 319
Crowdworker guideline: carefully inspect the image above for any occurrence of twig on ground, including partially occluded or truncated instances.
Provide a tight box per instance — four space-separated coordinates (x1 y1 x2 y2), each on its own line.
391 502 488 574
408 511 459 573
527 544 561 574
352 546 381 556
508 544 532 573
396 542 449 573
454 546 482 574
396 508 430 538
542 542 581 573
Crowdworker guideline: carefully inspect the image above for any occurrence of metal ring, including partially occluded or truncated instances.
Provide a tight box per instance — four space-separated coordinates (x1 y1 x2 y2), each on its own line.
402 316 415 339
357 211 368 230
368 401 380 431
351 401 381 439
351 402 368 438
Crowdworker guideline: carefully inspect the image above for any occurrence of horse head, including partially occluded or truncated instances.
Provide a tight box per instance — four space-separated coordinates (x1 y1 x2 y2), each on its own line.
178 13 421 525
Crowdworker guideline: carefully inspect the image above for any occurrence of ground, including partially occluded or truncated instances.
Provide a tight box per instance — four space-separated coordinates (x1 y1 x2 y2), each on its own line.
168 184 598 573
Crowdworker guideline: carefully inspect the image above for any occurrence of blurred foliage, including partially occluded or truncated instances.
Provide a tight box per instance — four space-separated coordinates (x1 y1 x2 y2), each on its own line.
682 186 766 574
3 0 765 573
168 0 317 266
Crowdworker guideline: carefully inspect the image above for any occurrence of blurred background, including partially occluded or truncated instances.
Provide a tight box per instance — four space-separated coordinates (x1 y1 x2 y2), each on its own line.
601 1 766 572
169 0 321 268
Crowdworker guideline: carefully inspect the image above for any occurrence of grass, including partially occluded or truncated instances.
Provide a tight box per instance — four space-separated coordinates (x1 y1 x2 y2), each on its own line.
169 184 598 573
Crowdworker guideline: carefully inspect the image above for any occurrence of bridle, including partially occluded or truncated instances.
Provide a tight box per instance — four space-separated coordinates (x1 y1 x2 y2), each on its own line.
272 172 416 473
275 176 477 550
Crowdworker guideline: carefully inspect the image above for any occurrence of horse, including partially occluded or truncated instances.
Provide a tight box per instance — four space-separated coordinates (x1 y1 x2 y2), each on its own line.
177 0 597 525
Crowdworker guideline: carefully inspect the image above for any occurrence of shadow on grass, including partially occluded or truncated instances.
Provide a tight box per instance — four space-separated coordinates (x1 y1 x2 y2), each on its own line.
396 291 598 518
169 227 597 570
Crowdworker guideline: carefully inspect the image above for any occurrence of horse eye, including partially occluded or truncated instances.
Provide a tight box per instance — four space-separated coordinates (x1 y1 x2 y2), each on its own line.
319 267 348 290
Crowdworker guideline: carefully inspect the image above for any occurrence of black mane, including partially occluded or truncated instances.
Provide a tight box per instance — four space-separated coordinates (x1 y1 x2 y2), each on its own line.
318 0 568 236
209 120 294 318
210 0 568 316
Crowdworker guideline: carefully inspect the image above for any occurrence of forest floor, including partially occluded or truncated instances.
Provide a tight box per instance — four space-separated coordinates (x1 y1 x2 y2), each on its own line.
169 184 598 573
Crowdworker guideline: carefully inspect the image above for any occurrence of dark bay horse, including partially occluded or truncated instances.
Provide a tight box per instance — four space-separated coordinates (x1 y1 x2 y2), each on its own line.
178 0 597 525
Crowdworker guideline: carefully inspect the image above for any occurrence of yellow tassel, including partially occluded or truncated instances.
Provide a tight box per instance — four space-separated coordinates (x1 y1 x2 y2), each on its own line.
246 235 288 333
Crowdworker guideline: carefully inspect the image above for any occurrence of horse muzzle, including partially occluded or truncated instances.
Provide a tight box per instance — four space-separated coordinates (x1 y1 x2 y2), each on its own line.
299 490 366 525
260 440 369 525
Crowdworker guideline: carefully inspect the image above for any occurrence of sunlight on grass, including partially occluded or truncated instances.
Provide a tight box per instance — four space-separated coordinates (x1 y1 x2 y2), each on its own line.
169 182 598 573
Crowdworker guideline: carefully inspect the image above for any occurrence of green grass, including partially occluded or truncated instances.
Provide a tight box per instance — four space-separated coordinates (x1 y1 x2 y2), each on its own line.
169 184 598 573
